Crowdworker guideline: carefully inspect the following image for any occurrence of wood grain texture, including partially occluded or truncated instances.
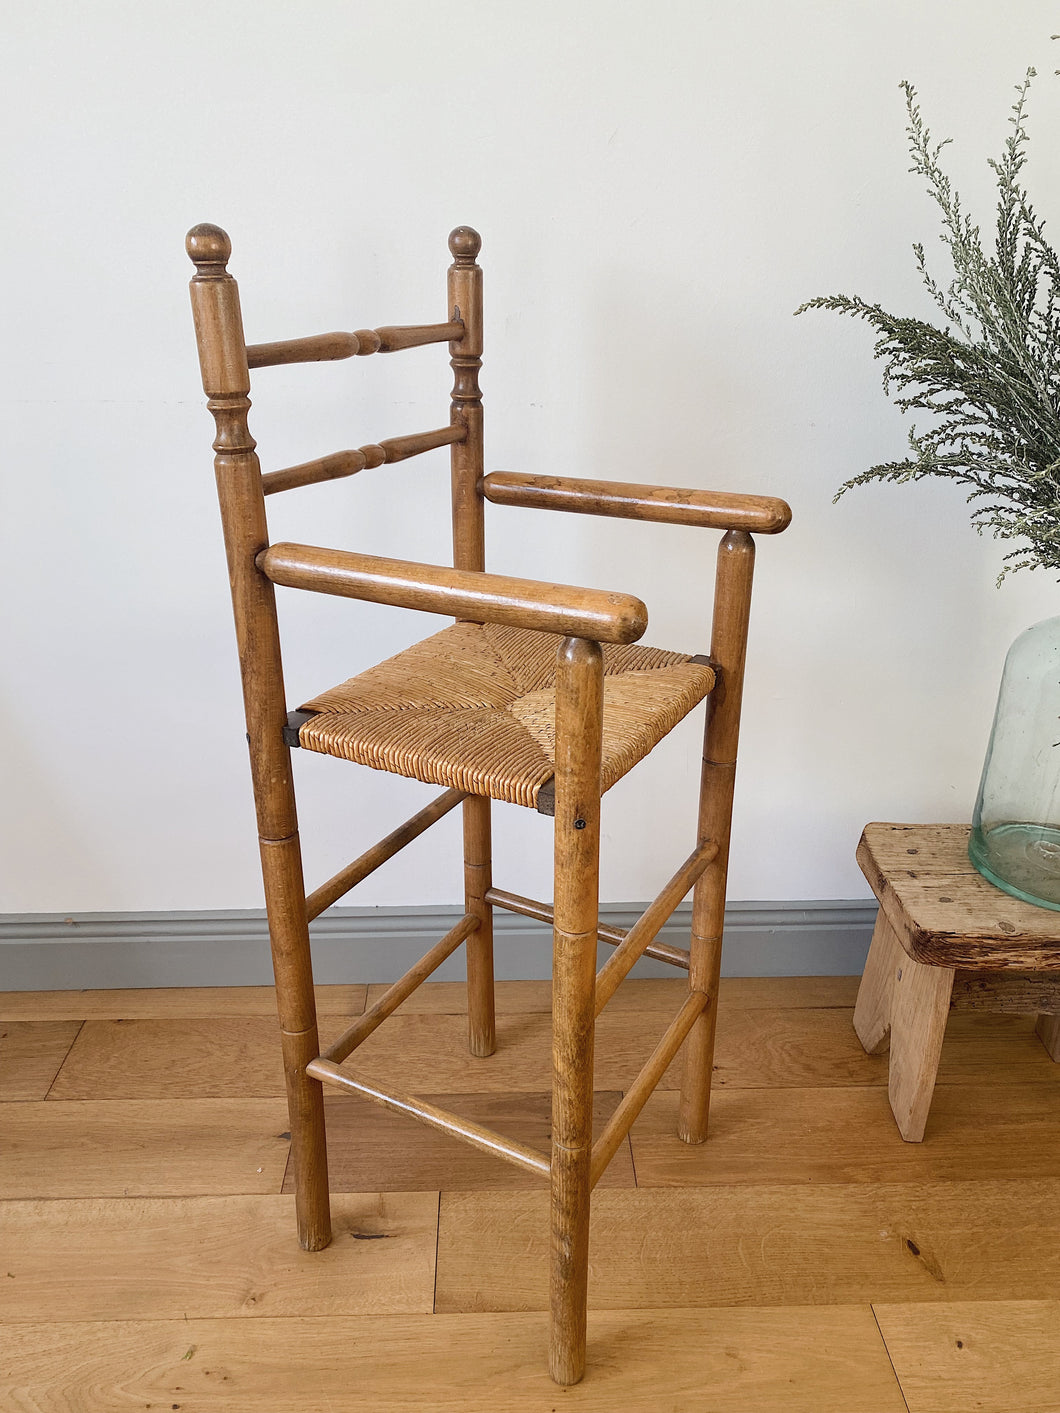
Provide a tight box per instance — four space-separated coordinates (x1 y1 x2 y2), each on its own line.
888 949 955 1141
294 1091 634 1192
44 1008 1060 1102
0 1020 81 1100
858 823 1060 968
0 1193 438 1321
951 972 1060 1012
448 224 484 576
307 1060 551 1179
1036 1010 1060 1060
0 1307 907 1412
47 1017 289 1099
549 636 604 1381
0 985 368 1021
853 911 901 1054
259 541 649 645
262 427 465 494
874 1299 1060 1413
244 321 464 369
436 1180 1060 1312
0 1099 290 1198
680 529 756 1144
631 1086 1060 1187
463 795 496 1057
481 471 792 534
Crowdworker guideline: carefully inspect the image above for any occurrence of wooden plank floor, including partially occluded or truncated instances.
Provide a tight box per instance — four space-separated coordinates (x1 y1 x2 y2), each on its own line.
2 975 1058 1410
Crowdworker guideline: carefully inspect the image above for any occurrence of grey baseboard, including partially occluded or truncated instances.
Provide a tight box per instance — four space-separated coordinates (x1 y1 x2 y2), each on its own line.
0 900 877 990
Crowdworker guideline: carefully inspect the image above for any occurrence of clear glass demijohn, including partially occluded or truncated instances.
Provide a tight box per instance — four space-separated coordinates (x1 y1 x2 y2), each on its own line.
970 615 1060 910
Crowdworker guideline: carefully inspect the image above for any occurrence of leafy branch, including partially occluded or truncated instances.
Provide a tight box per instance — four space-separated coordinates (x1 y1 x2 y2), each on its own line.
796 70 1060 576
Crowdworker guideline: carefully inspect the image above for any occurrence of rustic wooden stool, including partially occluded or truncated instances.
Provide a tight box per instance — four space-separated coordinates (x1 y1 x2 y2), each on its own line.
854 822 1060 1141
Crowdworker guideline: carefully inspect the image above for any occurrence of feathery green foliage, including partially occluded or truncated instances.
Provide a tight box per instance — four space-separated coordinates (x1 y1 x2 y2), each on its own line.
796 71 1060 576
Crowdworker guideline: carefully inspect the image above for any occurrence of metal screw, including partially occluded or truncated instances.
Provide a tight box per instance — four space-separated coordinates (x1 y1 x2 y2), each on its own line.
574 819 586 830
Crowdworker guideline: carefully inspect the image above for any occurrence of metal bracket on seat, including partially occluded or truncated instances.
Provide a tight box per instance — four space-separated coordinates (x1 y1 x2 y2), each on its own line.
535 778 556 816
283 709 318 748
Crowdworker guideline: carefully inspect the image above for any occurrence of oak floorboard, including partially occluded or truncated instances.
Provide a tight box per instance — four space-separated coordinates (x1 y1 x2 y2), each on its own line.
874 1299 1060 1413
0 1021 82 1100
0 1099 291 1199
0 1193 437 1320
435 1180 1060 1312
46 1005 1060 1101
0 1306 907 1412
286 1091 634 1192
48 1017 289 1100
630 1085 1060 1186
0 984 368 1021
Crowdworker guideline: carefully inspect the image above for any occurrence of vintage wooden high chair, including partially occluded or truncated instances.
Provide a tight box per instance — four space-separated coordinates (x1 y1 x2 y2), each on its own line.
186 222 790 1385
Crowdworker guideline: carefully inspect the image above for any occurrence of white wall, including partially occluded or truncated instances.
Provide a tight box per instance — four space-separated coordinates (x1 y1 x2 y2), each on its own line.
2 1 1057 915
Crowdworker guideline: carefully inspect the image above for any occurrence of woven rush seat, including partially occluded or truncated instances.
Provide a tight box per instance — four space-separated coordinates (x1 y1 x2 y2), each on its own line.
297 621 715 809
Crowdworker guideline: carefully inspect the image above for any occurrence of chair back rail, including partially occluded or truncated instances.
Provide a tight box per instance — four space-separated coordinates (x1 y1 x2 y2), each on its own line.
262 426 466 495
247 320 465 368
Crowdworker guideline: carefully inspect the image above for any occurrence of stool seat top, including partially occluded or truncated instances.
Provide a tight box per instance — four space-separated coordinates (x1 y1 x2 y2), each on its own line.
857 823 1060 970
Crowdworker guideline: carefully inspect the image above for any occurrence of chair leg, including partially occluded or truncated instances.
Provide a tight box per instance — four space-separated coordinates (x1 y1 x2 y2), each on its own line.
463 795 496 1057
853 911 902 1055
678 529 755 1145
549 638 603 1387
677 820 728 1145
887 950 954 1142
259 834 332 1250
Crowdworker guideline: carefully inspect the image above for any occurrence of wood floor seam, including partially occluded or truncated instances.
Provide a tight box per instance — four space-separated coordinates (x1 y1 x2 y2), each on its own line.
871 1304 914 1413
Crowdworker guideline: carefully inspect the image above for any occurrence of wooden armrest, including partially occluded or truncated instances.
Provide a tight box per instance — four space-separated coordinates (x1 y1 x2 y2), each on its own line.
481 471 791 535
257 543 648 644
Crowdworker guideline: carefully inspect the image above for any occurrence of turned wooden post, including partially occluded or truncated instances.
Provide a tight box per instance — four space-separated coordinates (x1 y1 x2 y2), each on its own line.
448 226 495 1057
186 224 331 1250
678 529 756 1144
549 636 603 1386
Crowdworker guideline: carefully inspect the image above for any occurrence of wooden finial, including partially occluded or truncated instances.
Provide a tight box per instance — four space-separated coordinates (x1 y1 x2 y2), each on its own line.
186 223 232 273
448 226 481 264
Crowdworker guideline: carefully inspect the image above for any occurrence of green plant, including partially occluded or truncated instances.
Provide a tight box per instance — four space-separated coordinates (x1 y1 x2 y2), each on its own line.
797 70 1060 576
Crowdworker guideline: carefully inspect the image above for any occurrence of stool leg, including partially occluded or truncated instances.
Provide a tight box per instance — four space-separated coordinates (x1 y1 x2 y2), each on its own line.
1035 1013 1060 1061
259 835 331 1250
853 911 902 1055
463 795 496 1057
549 638 603 1387
888 952 954 1142
679 530 755 1144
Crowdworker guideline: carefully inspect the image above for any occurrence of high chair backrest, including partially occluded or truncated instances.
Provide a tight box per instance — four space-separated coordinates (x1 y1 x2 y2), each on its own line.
187 222 485 560
185 223 488 839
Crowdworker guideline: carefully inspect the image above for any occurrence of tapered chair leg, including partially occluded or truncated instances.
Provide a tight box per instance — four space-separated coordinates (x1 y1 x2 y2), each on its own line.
888 951 954 1142
463 795 496 1057
679 530 755 1144
1036 1012 1060 1061
260 835 332 1251
549 637 603 1387
853 911 902 1056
